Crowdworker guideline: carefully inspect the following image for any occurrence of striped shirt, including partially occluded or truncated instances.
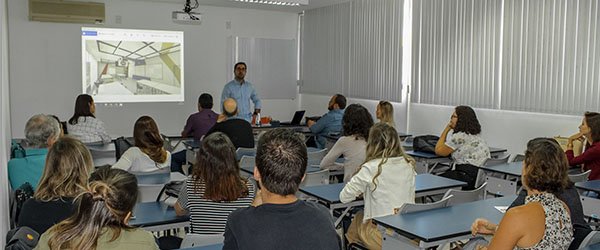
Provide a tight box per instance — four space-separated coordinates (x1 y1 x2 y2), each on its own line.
177 177 255 234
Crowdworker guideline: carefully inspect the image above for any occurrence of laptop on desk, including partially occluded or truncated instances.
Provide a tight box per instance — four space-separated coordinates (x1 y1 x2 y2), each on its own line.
281 110 305 126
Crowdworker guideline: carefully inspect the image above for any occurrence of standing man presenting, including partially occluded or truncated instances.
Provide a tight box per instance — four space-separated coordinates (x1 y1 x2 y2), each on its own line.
221 62 262 122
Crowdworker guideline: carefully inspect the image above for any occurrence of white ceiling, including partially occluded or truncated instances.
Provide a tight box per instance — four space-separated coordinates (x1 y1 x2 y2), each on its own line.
129 0 349 13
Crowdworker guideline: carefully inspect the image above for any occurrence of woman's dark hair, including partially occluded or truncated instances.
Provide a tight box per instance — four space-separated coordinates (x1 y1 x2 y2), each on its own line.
133 116 167 164
68 94 95 125
46 168 138 249
198 93 214 109
342 104 374 140
584 112 600 142
192 132 248 201
453 105 482 135
523 138 570 194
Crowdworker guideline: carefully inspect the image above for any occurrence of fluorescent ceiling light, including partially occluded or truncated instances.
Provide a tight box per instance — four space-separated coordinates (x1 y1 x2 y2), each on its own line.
231 0 309 6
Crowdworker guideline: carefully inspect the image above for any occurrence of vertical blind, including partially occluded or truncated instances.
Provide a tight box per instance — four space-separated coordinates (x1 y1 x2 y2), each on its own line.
347 0 404 101
502 0 600 115
301 3 350 95
411 0 502 109
301 0 405 102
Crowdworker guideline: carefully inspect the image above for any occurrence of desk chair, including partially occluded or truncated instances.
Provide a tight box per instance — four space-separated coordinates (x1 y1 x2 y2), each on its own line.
477 154 511 188
307 148 328 166
579 231 600 248
569 170 591 183
86 143 117 166
301 169 330 187
442 183 487 206
135 168 171 203
512 154 525 162
239 156 255 178
180 234 224 248
397 195 452 214
236 147 256 160
581 196 600 222
485 176 517 198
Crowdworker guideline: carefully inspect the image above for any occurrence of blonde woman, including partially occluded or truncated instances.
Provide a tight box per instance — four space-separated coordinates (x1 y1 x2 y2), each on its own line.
112 116 171 173
340 123 416 250
376 101 395 127
18 136 93 235
35 168 158 250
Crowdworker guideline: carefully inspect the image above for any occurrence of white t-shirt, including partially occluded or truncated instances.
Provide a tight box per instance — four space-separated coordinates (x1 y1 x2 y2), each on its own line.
445 132 490 167
112 147 171 173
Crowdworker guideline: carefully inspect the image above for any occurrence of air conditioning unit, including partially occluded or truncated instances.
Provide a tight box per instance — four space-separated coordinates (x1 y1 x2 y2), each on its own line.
29 0 105 24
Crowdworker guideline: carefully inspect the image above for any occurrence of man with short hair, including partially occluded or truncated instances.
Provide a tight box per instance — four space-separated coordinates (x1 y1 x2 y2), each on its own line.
206 98 254 149
182 93 218 141
223 128 339 250
8 114 61 190
307 94 346 148
171 93 219 173
221 62 262 122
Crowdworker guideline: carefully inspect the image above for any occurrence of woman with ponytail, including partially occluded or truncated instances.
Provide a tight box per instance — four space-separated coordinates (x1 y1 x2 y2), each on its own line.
35 168 158 250
112 116 171 172
340 123 417 250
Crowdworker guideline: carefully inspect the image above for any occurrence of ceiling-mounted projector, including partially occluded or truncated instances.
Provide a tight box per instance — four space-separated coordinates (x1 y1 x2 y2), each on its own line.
172 11 201 25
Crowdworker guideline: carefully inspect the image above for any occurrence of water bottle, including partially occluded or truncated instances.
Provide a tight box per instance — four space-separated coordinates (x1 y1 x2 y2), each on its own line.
255 113 261 127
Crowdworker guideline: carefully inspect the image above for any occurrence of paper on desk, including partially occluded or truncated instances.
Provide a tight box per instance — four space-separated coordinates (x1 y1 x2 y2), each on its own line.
495 206 508 213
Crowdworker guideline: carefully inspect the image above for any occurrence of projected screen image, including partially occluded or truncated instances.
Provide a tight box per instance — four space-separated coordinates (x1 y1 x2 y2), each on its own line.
81 27 184 103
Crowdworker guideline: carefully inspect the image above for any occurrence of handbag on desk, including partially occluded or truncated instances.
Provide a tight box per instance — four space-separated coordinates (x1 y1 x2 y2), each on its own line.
413 135 440 153
554 136 583 156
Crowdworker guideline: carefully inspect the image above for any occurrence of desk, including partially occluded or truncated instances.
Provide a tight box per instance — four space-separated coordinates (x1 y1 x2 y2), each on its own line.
406 147 508 174
581 243 600 250
575 180 600 193
130 201 189 232
298 174 466 227
180 243 224 250
374 196 515 249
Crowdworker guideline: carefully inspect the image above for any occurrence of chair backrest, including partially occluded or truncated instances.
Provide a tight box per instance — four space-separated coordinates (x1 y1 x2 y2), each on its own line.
307 148 328 166
300 169 330 187
398 195 453 214
137 184 165 203
484 154 510 166
580 196 600 220
442 183 487 206
569 170 591 183
239 156 256 178
134 169 172 203
236 147 256 160
113 136 133 160
578 230 600 249
86 143 117 166
485 176 517 197
512 154 525 162
180 233 224 248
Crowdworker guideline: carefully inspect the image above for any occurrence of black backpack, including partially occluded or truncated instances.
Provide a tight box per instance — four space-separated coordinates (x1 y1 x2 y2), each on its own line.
10 183 34 228
5 226 39 250
412 135 440 153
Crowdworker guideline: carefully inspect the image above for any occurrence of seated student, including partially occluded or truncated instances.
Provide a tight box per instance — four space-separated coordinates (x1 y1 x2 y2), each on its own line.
112 116 171 173
161 132 255 249
566 111 600 180
470 138 573 250
320 104 374 182
171 93 219 173
18 136 93 235
8 114 61 190
308 94 346 149
66 94 111 144
223 128 340 250
376 100 395 127
340 123 416 250
206 98 254 149
35 168 159 250
435 105 490 189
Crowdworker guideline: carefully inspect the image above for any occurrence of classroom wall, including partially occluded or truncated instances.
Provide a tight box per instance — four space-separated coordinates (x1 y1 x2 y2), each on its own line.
409 103 582 157
7 0 299 138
